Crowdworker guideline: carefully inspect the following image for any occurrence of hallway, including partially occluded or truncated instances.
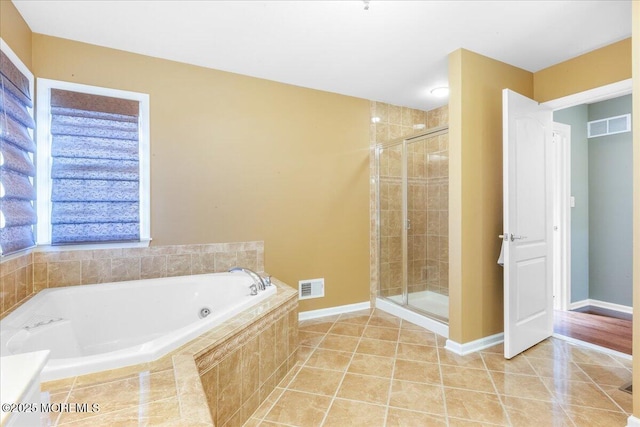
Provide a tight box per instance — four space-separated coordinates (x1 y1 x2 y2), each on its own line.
554 309 632 355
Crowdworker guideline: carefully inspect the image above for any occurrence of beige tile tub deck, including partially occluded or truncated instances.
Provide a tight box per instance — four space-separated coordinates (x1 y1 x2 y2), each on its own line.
39 280 297 427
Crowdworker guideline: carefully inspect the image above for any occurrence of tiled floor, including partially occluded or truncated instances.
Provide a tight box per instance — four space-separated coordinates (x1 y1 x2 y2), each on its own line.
244 309 632 427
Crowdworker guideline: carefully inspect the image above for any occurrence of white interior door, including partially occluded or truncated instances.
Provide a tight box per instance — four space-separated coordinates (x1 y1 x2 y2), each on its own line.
503 89 554 359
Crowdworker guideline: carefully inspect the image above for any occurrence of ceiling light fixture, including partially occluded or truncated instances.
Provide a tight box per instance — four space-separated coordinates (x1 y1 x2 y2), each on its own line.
430 86 449 97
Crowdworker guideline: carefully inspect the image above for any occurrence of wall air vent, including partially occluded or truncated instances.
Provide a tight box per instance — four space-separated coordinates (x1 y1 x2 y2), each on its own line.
299 278 324 300
587 114 631 138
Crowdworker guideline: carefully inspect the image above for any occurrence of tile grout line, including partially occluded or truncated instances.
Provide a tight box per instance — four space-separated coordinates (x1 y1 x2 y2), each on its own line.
523 340 592 426
567 342 629 415
481 350 513 427
254 419 297 427
524 340 581 427
276 312 626 426
269 313 632 427
317 310 373 427
257 316 335 425
434 335 450 427
571 357 631 415
56 395 183 426
381 316 402 426
46 375 77 427
289 316 337 425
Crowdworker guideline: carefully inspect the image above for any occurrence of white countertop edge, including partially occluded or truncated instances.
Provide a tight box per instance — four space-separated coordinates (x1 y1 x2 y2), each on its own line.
0 350 50 425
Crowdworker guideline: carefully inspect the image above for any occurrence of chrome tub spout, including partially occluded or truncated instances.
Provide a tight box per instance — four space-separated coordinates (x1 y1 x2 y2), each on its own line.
229 267 267 291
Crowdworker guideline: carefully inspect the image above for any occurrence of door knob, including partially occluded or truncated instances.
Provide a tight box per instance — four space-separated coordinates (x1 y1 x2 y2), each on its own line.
498 234 526 241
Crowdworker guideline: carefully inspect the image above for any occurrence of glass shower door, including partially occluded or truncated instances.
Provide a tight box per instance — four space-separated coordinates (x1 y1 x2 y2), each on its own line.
377 143 404 304
377 128 449 323
406 134 448 321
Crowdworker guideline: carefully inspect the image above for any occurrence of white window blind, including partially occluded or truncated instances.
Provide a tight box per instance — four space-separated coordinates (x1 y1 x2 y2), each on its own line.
48 89 141 244
0 46 36 256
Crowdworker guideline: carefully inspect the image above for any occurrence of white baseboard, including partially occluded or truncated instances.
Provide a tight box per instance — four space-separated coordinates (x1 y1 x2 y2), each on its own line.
376 298 448 337
569 298 633 314
445 333 504 356
552 333 632 361
569 299 590 310
627 415 640 427
298 301 371 321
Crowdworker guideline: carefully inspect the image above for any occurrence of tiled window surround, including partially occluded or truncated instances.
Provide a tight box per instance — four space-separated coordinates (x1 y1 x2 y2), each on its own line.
0 241 264 319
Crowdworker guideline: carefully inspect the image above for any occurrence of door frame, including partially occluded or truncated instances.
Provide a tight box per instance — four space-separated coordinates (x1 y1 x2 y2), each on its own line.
552 123 571 311
542 78 632 312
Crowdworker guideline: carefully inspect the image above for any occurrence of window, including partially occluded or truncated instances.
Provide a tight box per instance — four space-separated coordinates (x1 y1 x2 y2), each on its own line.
37 79 150 246
0 40 36 256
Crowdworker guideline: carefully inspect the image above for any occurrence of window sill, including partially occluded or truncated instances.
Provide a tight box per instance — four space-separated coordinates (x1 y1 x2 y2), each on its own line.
34 239 152 253
0 247 35 262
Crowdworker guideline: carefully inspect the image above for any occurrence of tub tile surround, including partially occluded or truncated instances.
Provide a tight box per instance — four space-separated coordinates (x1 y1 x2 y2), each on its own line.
0 252 33 316
37 280 297 427
1 241 290 426
246 309 631 426
0 241 264 319
197 296 298 427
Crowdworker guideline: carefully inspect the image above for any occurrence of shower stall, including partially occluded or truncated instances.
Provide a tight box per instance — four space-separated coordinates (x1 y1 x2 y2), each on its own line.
375 125 449 331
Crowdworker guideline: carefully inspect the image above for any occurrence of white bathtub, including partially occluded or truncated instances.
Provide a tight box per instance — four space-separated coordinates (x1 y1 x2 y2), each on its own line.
0 272 276 382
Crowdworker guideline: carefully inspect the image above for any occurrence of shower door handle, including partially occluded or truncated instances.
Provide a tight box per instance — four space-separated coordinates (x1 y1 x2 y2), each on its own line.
406 219 411 230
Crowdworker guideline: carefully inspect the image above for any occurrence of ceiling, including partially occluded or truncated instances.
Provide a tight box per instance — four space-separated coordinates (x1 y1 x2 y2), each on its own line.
13 0 632 111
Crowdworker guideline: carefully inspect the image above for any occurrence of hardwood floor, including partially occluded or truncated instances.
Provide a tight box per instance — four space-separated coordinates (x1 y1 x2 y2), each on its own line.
571 305 633 321
553 308 633 355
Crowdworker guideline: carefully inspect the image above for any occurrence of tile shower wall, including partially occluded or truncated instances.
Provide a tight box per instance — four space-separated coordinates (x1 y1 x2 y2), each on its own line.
418 132 449 296
378 143 403 298
370 102 448 303
0 241 264 318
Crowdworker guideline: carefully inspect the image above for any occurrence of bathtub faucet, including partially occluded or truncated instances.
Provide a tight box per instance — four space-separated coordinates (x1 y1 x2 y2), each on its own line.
229 267 267 291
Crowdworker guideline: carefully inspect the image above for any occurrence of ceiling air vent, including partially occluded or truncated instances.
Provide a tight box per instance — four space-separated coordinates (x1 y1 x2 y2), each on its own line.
299 278 324 300
587 114 631 138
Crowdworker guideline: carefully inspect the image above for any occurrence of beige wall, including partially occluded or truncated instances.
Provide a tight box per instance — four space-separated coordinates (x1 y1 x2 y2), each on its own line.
448 39 633 346
30 34 371 313
632 0 639 419
533 38 631 103
0 0 32 68
448 49 533 343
